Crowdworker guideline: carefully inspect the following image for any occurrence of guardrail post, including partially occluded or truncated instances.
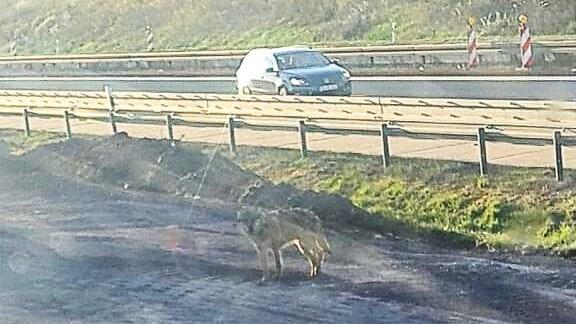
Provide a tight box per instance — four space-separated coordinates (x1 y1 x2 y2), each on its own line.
554 131 564 182
109 111 117 134
64 110 72 140
166 114 175 146
23 108 31 137
105 85 118 134
298 120 308 158
104 85 115 111
380 123 392 168
228 116 237 156
477 128 488 176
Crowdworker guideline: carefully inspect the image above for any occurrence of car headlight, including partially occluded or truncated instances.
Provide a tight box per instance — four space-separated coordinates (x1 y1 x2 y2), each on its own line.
289 77 307 86
342 70 351 80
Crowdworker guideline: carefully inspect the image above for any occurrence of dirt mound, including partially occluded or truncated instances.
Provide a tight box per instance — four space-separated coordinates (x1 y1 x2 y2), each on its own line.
14 134 382 232
21 133 257 201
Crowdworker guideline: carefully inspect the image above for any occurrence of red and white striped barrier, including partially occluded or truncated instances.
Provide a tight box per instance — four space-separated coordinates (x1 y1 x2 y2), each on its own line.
467 27 479 68
519 15 534 69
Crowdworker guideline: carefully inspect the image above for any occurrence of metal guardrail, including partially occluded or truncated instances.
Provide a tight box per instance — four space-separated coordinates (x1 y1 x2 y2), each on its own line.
0 89 574 180
0 41 573 64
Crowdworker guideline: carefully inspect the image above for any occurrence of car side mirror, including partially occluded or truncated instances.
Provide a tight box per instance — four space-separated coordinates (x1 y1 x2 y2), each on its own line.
265 67 277 74
331 59 340 65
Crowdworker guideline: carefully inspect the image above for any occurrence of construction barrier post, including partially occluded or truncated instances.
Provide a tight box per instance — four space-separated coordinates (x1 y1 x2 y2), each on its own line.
478 128 488 176
298 120 308 159
145 25 154 52
380 123 391 168
467 16 479 69
554 131 564 182
518 14 534 69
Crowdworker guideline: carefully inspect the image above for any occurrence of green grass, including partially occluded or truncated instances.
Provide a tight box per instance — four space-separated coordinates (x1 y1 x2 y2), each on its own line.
233 146 576 254
1 0 574 55
0 130 64 155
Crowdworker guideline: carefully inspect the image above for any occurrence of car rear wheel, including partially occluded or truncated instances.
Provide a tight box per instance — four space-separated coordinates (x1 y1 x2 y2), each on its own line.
240 86 252 95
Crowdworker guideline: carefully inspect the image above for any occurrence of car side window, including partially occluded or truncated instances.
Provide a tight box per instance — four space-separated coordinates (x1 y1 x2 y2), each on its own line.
263 55 276 72
240 52 277 74
251 54 272 73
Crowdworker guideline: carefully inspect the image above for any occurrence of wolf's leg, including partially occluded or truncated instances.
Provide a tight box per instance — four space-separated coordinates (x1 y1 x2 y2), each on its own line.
294 240 316 277
313 236 329 276
306 252 317 277
309 245 325 276
309 251 319 277
258 246 274 281
255 247 267 281
272 248 283 280
312 250 326 276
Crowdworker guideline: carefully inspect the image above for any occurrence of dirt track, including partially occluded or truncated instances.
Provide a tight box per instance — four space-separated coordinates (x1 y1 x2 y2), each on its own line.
0 136 575 323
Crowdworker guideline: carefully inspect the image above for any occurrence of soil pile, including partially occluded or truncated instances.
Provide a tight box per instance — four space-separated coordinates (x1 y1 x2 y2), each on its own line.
20 133 255 201
16 134 369 228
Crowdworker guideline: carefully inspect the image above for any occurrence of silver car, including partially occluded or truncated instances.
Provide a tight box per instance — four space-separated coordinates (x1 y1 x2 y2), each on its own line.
236 46 352 96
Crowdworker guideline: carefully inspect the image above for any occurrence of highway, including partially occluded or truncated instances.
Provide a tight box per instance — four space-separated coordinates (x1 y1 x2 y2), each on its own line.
0 76 574 100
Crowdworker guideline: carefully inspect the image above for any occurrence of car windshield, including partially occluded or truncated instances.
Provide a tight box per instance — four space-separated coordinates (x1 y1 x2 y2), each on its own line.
275 51 330 70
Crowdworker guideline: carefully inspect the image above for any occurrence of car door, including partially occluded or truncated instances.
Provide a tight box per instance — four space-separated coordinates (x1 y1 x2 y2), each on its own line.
247 54 266 94
258 54 280 94
248 53 277 94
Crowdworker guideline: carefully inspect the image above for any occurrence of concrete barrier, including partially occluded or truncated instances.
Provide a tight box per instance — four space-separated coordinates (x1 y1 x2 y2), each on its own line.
0 43 573 77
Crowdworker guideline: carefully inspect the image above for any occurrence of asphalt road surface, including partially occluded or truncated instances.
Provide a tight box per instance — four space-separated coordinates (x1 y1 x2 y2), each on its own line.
0 76 574 100
0 138 576 323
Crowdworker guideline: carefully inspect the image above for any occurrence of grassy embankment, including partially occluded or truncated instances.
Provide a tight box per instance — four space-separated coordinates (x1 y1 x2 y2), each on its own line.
1 0 574 55
2 129 576 255
234 147 576 255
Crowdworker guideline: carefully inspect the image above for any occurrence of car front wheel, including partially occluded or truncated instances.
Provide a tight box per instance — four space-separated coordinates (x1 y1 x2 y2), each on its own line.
278 87 288 96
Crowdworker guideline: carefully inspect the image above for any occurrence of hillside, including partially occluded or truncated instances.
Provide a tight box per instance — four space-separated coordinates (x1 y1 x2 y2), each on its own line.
1 0 575 55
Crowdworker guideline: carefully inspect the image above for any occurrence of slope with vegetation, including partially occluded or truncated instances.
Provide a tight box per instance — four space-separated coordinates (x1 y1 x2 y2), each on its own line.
234 147 576 255
2 129 576 256
1 0 575 55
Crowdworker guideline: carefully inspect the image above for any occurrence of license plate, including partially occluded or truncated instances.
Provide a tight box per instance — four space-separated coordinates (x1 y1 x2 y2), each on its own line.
319 84 338 92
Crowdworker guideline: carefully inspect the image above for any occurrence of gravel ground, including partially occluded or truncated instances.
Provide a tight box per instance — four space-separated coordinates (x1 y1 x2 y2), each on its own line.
0 138 575 323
